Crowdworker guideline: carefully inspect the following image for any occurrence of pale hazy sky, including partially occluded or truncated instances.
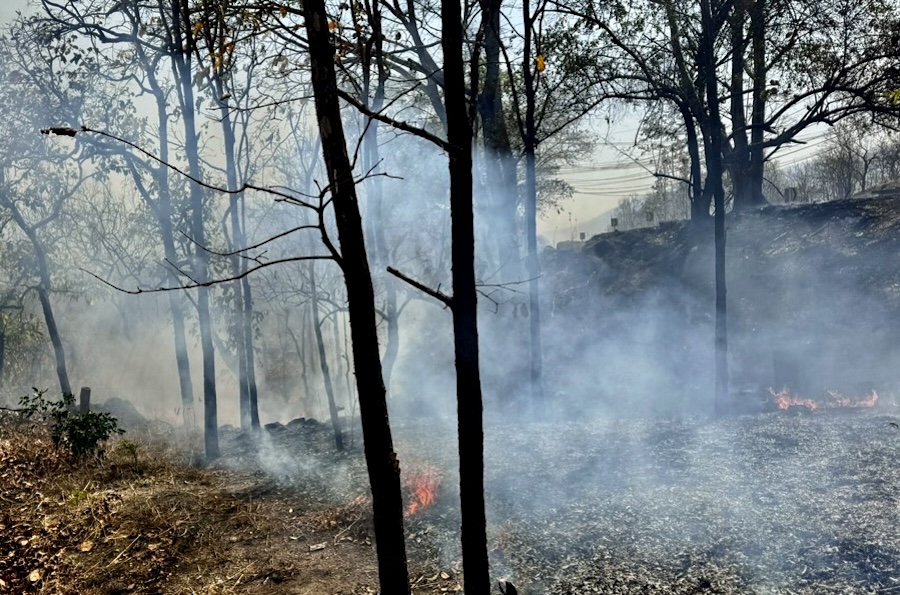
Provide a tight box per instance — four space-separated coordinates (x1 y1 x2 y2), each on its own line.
0 0 31 22
0 0 641 244
0 0 825 245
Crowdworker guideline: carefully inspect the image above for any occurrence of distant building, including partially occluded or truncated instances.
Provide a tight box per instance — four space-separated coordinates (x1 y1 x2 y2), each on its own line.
555 240 586 252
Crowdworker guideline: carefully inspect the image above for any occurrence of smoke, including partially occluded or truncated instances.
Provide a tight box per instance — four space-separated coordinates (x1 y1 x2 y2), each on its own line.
2 9 900 589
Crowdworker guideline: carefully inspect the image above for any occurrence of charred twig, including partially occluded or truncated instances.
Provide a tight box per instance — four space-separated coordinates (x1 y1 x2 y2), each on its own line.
332 514 362 545
40 126 78 137
387 266 453 308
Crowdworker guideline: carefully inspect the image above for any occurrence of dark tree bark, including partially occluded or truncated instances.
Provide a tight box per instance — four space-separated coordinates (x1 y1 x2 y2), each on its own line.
477 0 520 278
172 0 218 458
726 0 768 210
748 0 767 205
728 0 753 210
699 0 729 413
309 263 344 451
0 192 72 397
241 274 260 430
681 103 708 222
303 0 410 591
442 0 491 591
36 284 71 397
522 0 543 403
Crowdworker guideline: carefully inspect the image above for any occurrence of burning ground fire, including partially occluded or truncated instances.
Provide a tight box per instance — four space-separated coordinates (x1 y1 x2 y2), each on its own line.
344 466 440 517
770 387 879 411
404 467 440 516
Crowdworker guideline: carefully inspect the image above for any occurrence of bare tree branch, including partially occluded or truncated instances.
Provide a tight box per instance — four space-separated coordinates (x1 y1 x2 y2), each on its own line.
336 90 450 150
386 266 453 308
80 254 335 295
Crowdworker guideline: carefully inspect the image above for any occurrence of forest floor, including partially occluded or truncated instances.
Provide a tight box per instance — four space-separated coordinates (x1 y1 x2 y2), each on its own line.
0 414 464 595
3 403 900 594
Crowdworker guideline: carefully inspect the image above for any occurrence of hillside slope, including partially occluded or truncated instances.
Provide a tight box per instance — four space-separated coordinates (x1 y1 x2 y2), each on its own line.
541 196 900 412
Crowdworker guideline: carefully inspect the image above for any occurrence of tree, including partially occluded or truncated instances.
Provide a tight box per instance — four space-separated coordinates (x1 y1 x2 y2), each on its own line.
41 0 229 456
192 0 262 432
556 0 900 410
0 18 105 398
166 0 220 458
119 32 198 429
302 0 411 590
442 0 491 586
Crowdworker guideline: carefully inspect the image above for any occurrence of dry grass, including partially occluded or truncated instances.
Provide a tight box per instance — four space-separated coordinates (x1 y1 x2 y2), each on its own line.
0 418 382 594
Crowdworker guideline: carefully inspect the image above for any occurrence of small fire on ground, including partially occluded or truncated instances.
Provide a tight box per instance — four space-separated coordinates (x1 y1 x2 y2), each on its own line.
770 387 879 411
405 467 440 516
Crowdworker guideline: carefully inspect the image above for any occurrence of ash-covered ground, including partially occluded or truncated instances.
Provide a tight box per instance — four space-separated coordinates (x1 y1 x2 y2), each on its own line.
252 408 900 594
481 411 900 594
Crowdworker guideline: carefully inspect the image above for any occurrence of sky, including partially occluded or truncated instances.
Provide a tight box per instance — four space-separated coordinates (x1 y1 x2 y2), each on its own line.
0 0 651 244
0 0 28 22
0 0 830 246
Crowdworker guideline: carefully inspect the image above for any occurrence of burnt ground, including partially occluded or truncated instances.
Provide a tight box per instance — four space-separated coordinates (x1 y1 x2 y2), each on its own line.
7 196 900 593
4 408 900 594
541 195 900 408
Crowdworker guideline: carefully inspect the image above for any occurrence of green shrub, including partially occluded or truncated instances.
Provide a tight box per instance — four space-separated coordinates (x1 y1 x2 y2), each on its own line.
19 388 125 459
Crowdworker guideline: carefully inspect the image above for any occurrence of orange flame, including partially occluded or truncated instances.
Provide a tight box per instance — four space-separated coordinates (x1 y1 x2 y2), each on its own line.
771 387 819 410
770 387 879 411
405 468 440 516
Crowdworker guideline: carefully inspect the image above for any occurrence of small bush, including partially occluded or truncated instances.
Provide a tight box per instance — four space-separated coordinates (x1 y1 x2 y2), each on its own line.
19 388 125 459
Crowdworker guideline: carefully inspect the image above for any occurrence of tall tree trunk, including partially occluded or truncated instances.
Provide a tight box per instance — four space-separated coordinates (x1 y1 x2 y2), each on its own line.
478 0 520 279
443 0 491 591
241 274 260 430
0 194 72 398
172 0 218 458
37 284 71 398
730 0 768 210
214 74 256 431
748 0 767 205
303 1 410 591
728 0 752 210
685 111 708 222
310 264 344 450
700 0 729 413
522 2 543 403
143 58 196 429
